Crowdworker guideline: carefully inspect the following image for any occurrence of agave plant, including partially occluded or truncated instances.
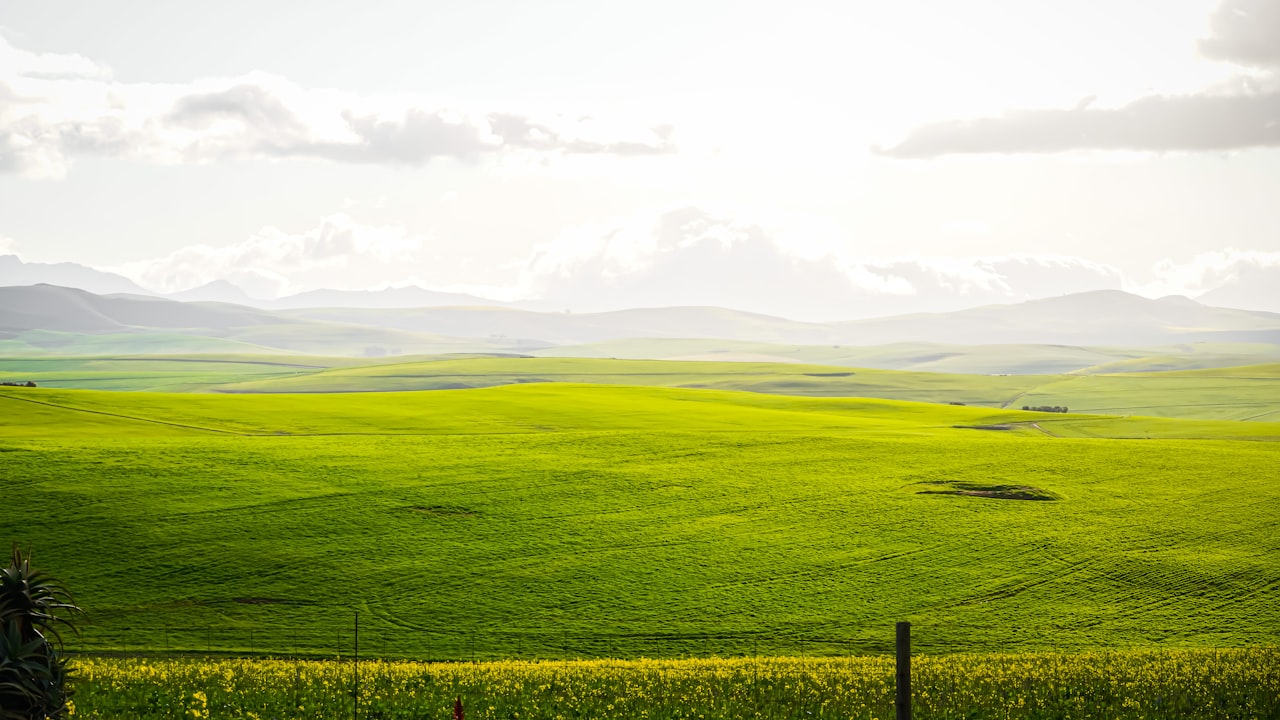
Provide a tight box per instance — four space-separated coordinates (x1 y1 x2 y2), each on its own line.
0 546 83 720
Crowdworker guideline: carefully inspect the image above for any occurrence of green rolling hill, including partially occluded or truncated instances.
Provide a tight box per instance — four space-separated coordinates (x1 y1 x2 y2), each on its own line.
529 338 1280 375
3 355 1278 422
2 383 1277 659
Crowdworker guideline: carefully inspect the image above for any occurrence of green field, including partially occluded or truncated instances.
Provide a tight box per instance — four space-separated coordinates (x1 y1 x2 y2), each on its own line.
3 380 1278 661
5 354 1279 421
531 338 1280 375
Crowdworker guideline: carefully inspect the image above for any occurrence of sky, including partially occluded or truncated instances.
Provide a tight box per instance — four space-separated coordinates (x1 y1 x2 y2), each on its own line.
1 0 1278 320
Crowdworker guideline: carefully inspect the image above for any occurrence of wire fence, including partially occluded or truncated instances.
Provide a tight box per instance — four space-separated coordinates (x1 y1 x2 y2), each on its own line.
64 620 889 663
61 626 1280 720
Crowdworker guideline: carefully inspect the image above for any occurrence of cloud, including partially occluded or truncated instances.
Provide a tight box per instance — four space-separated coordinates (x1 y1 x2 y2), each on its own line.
1130 248 1280 313
0 39 112 81
512 207 1126 320
110 214 425 298
0 234 19 256
1198 0 1280 68
858 255 1124 302
1135 248 1280 294
877 89 1280 158
877 0 1280 158
55 205 1279 317
0 37 675 178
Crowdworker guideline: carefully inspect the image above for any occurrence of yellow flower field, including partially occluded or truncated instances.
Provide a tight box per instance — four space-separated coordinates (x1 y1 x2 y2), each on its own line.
69 647 1278 720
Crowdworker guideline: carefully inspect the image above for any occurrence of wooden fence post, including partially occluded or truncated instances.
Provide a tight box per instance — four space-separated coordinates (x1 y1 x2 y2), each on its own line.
354 612 360 720
896 621 911 720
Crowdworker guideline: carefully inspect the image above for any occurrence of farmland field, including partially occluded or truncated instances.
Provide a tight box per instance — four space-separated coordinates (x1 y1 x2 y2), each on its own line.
69 649 1280 720
3 380 1278 661
4 354 1279 421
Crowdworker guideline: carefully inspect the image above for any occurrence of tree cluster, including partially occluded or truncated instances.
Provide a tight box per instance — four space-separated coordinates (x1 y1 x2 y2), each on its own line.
1022 405 1069 413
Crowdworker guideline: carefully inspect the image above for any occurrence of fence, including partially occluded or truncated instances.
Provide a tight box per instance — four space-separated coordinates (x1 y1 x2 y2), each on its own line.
65 618 891 662
67 617 921 717
61 623 1280 720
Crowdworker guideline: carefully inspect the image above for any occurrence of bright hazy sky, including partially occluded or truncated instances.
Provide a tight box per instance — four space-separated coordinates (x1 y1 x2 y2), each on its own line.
1 0 1278 319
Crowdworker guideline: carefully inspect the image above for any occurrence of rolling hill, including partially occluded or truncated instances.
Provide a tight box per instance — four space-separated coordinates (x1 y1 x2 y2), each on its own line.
0 285 509 356
529 338 1280 375
2 383 1276 659
3 354 1277 423
832 290 1280 345
5 286 1280 375
289 290 1280 347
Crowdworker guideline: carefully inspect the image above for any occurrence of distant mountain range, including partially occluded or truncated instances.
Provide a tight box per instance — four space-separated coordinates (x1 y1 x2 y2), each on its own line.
0 285 507 357
3 285 1279 361
833 290 1280 346
0 255 150 296
0 255 505 310
5 253 1280 316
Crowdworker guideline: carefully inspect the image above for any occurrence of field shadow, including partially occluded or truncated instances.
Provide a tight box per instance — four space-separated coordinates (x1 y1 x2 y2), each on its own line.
909 480 1061 501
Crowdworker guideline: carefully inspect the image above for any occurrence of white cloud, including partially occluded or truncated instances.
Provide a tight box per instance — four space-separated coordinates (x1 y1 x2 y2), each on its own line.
77 206 1279 318
0 234 20 257
877 0 1280 158
1132 248 1280 296
1198 0 1280 69
507 207 1126 320
0 39 112 81
110 214 425 297
0 37 676 178
877 89 1280 158
1132 248 1280 313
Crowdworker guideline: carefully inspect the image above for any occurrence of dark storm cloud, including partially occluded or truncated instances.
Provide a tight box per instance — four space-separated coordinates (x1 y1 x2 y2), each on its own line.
1198 0 1280 68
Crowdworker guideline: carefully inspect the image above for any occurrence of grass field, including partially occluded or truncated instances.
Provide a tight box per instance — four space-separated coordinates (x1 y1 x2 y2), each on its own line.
211 356 1276 423
531 338 1280 375
1011 365 1280 421
3 382 1278 661
6 354 1278 422
69 649 1280 720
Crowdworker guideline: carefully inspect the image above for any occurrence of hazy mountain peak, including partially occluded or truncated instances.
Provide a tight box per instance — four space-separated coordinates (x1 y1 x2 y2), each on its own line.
0 255 151 296
1157 294 1202 306
269 285 505 310
169 279 261 305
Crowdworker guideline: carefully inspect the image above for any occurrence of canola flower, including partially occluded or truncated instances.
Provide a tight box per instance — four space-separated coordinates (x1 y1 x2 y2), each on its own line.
68 647 1278 719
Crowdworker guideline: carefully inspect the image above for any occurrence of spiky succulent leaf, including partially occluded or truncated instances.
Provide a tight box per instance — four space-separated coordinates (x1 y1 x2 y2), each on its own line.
0 547 81 720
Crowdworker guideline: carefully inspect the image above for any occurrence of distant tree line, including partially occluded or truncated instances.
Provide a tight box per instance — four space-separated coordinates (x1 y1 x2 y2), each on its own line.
1022 405 1068 413
0 380 37 387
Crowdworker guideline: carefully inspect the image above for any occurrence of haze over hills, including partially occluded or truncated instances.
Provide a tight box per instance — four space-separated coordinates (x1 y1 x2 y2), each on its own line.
834 290 1280 346
287 289 1280 346
0 285 506 357
530 338 1280 376
0 255 150 296
0 255 507 310
3 285 1280 371
287 305 835 345
6 253 1280 317
1196 266 1280 315
269 286 504 310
